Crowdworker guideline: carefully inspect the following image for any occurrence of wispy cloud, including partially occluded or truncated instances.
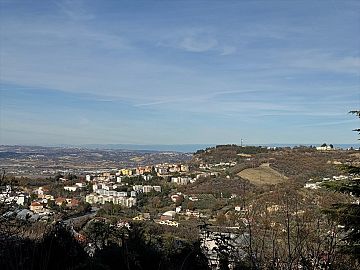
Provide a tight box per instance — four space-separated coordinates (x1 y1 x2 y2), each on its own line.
280 50 360 74
1 0 359 144
1 20 130 51
159 28 236 55
179 36 217 52
297 119 358 128
55 0 94 21
134 100 176 107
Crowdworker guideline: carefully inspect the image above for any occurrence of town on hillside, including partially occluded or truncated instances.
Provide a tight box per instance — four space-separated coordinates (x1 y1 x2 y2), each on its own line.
1 144 360 269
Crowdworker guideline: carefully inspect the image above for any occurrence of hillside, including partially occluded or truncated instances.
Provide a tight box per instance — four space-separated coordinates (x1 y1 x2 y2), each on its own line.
191 145 355 184
238 163 287 185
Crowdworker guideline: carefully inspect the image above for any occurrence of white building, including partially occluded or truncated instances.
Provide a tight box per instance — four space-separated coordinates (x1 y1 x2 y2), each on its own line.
171 177 191 185
142 175 153 181
64 186 78 192
133 185 143 192
316 144 334 151
85 193 136 207
143 185 153 193
304 182 321 189
75 182 85 188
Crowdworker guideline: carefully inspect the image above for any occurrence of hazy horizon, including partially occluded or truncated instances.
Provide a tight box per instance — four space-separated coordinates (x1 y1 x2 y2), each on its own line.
1 142 359 153
1 1 359 145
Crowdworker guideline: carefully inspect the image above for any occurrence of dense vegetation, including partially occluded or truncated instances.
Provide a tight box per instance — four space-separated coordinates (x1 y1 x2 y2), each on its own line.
0 222 209 270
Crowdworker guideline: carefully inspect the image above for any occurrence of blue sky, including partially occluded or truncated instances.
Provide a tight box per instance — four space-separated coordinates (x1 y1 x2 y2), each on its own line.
0 0 359 146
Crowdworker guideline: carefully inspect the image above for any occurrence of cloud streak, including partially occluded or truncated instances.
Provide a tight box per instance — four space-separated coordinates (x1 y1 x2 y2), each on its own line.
158 28 237 55
282 50 360 74
55 0 95 21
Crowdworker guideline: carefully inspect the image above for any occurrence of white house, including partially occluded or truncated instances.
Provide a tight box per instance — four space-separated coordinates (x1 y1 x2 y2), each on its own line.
143 185 153 193
75 182 85 188
64 186 78 192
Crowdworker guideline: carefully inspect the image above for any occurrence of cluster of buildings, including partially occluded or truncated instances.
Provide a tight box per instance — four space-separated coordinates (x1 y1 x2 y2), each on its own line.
0 185 27 206
86 182 134 207
304 174 357 190
64 182 87 192
82 163 192 207
85 182 164 207
1 183 85 222
85 193 136 207
133 184 162 193
119 164 188 176
199 162 237 170
316 143 335 151
85 164 190 181
169 171 220 185
155 164 189 175
3 161 194 223
156 219 179 227
28 187 80 215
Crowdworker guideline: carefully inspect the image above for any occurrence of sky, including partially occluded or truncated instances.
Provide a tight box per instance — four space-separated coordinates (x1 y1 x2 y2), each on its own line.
0 0 359 146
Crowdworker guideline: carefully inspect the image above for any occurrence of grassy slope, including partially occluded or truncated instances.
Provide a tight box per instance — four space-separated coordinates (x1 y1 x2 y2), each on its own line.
237 163 287 185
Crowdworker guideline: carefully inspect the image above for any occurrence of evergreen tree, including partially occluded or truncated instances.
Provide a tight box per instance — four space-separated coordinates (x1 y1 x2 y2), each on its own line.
323 110 360 269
